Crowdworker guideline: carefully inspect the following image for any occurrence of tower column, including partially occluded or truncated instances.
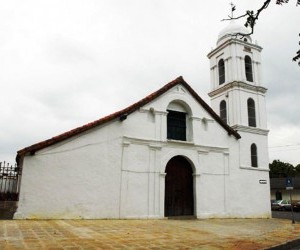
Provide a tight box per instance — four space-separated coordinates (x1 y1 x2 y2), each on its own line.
214 65 218 88
225 58 231 83
239 56 246 81
235 56 242 81
255 61 261 85
210 66 217 89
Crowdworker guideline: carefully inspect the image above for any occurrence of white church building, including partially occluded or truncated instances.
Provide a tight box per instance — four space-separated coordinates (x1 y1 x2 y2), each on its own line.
14 22 271 219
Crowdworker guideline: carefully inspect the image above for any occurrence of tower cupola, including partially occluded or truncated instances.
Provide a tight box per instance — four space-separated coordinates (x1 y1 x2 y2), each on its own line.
217 21 252 45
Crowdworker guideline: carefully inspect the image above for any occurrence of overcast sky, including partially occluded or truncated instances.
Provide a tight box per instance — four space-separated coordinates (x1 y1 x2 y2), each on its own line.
0 1 299 165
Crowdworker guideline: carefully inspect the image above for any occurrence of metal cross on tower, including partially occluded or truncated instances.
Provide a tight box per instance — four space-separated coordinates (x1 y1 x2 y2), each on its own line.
230 2 236 18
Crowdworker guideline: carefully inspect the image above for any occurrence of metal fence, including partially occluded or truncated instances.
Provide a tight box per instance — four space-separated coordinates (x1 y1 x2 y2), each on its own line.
0 162 21 201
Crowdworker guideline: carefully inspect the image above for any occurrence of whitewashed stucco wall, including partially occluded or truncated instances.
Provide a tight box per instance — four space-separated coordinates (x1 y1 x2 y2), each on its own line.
15 122 125 219
15 84 271 219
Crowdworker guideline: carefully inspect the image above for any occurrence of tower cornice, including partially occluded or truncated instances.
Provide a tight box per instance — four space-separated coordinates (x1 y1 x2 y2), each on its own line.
207 37 263 59
208 81 267 98
231 125 269 135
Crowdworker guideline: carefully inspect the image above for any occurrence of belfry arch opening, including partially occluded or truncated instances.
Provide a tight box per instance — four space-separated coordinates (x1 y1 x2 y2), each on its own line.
164 156 194 217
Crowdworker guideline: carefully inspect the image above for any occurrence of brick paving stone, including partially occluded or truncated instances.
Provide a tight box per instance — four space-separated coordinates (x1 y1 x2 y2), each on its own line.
0 219 299 249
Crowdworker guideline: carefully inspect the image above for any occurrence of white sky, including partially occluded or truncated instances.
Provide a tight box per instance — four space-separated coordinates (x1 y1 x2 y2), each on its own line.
0 0 299 165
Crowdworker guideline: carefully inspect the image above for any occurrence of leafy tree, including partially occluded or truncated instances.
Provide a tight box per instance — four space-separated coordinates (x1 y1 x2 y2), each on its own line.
225 0 300 66
295 164 300 176
269 159 296 178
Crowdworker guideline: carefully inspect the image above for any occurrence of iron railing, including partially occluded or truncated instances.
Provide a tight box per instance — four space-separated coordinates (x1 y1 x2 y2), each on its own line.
0 162 21 201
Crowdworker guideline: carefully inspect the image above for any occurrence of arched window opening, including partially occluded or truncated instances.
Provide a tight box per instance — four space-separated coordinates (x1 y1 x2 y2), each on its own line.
251 143 258 167
245 56 253 82
218 59 225 85
167 101 193 142
220 100 227 124
167 110 186 141
247 98 256 127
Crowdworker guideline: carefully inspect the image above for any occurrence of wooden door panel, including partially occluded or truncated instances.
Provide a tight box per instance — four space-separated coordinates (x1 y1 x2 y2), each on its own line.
165 156 194 217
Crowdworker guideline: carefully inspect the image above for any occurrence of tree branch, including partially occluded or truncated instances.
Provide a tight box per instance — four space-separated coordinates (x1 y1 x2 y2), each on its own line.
293 34 300 66
223 0 300 66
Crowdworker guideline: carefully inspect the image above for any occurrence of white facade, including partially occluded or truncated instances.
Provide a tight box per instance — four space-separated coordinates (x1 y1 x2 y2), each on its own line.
207 21 270 185
14 22 271 219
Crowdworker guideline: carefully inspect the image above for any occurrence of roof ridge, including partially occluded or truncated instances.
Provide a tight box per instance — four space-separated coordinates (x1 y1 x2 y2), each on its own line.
16 76 240 161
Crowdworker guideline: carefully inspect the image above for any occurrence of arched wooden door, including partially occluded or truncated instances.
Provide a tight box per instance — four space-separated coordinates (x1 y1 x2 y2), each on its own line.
165 156 194 217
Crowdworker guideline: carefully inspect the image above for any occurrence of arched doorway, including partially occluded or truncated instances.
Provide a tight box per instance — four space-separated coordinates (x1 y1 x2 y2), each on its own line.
165 156 194 217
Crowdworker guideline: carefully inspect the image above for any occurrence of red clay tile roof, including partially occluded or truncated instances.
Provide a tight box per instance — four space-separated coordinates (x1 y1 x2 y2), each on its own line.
16 76 240 161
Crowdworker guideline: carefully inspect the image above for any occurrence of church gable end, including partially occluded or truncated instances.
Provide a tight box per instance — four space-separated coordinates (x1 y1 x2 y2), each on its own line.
17 76 240 161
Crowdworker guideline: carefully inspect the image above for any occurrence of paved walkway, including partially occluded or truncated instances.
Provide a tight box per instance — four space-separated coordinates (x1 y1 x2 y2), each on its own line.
0 219 299 249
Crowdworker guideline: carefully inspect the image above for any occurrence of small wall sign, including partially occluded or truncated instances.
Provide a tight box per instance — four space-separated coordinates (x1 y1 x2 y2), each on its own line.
259 180 267 184
286 177 293 188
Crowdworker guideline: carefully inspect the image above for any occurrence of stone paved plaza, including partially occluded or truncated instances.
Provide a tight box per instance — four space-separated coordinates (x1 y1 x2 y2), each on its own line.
0 219 299 249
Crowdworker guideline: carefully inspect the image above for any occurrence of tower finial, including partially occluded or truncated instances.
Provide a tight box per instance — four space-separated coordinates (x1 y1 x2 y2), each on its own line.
230 2 236 18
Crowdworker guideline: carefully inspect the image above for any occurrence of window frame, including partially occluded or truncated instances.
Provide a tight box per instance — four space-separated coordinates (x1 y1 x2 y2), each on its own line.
245 55 253 82
220 100 227 124
167 110 187 141
251 143 258 168
218 59 225 85
247 98 256 127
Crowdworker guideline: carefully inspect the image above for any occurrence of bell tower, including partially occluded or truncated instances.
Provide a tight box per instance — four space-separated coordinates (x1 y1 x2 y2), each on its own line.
207 21 269 169
207 21 268 129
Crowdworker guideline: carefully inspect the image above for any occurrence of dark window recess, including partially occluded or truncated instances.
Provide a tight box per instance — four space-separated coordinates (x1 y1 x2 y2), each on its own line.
218 59 225 85
245 56 253 82
167 110 186 141
220 100 227 124
247 98 256 127
275 191 282 200
251 144 258 167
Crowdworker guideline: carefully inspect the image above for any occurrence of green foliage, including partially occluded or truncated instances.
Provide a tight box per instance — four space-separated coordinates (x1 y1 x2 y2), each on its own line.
269 159 298 178
295 164 300 176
